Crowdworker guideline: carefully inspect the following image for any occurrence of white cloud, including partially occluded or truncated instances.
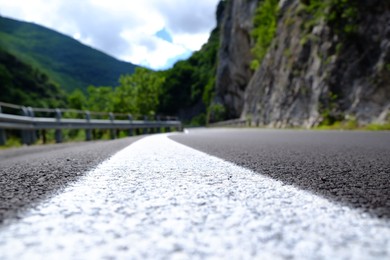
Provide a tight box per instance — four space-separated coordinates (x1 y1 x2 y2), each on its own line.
173 32 211 51
0 0 220 70
120 30 187 69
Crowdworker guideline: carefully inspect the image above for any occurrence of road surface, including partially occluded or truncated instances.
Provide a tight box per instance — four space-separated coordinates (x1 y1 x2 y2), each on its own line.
0 129 389 259
171 128 390 219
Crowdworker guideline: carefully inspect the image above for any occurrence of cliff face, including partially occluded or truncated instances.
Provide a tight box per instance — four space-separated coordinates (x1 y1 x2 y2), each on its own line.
214 0 259 119
215 0 390 127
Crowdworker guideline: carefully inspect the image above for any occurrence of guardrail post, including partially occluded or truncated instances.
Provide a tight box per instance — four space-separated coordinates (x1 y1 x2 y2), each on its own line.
0 106 6 145
27 107 37 144
127 114 133 136
42 129 47 144
156 116 161 133
0 106 7 145
109 113 116 139
0 129 5 145
21 107 31 145
164 117 170 133
150 116 155 134
85 111 92 141
55 109 62 143
177 118 183 131
143 116 148 134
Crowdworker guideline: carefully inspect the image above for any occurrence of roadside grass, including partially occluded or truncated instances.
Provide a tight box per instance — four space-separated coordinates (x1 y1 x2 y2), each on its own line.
207 117 390 131
0 130 124 150
0 128 164 149
364 123 390 131
0 137 22 149
315 120 390 131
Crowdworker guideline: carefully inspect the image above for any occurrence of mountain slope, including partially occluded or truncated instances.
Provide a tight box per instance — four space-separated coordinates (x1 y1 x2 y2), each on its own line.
0 16 138 93
0 47 67 108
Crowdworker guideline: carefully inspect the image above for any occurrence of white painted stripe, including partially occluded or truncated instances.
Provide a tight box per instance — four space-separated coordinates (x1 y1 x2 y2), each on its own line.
0 134 389 259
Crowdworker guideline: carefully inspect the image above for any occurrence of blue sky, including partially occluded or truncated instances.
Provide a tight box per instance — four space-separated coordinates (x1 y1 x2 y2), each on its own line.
155 28 173 43
0 0 220 70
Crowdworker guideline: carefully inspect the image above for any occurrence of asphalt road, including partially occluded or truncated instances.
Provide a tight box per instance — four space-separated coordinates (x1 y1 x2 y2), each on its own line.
171 128 390 219
0 136 143 223
0 129 389 259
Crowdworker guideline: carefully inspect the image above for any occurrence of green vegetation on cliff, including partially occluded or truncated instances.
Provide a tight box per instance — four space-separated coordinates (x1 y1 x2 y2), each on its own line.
302 0 359 35
251 0 279 70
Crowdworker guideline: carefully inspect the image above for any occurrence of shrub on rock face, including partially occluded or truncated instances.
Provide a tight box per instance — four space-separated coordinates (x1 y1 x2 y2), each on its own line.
251 0 279 70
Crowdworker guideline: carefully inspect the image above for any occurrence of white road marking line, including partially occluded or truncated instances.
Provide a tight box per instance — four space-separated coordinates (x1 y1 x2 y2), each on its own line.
0 134 389 259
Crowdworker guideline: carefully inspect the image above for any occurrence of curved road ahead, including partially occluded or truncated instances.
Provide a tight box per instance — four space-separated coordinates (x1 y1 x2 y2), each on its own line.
0 128 389 259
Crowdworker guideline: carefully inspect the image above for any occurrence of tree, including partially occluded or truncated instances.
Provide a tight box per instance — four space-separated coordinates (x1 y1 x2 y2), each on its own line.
67 89 87 110
115 68 164 116
86 86 115 112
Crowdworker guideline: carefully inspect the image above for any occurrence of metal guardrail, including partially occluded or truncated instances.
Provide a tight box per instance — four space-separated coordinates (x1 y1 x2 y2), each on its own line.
0 101 182 145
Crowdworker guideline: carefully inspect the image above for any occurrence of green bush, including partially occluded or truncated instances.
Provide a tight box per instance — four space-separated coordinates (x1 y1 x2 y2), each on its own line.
251 0 279 70
302 0 359 36
208 103 226 123
189 113 207 127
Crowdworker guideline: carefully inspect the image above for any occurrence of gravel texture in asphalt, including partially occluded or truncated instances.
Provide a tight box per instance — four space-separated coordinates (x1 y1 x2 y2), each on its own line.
0 136 143 223
171 128 390 219
0 133 389 259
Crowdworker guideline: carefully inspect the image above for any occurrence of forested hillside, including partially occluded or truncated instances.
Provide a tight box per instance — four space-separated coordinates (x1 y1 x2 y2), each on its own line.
0 47 67 108
0 16 137 93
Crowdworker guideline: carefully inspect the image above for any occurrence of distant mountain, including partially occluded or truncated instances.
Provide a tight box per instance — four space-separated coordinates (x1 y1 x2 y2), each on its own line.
0 16 138 93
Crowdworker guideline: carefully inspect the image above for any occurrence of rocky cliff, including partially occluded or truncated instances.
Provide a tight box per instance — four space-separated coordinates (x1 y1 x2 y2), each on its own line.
214 0 259 119
215 0 390 127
